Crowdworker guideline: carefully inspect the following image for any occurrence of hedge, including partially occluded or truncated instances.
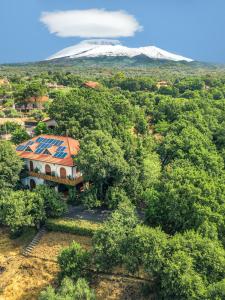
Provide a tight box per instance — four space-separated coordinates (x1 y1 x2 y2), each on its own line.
46 218 102 237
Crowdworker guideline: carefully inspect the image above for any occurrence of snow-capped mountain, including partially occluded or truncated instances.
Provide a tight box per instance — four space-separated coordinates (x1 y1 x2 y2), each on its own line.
47 39 193 62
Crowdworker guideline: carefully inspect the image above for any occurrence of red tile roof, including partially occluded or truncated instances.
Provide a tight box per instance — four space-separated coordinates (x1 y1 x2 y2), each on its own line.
16 135 80 167
83 81 100 89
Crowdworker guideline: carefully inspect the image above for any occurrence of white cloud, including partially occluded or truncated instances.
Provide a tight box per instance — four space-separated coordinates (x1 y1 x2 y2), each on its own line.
40 9 143 38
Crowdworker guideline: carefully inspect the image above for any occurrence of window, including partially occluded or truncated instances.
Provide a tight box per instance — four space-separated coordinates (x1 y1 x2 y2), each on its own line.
60 167 67 178
45 164 51 175
30 161 34 172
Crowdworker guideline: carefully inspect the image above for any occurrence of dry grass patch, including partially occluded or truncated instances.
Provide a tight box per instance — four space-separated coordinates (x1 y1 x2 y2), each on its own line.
32 231 92 261
94 274 154 300
0 228 58 300
0 257 58 300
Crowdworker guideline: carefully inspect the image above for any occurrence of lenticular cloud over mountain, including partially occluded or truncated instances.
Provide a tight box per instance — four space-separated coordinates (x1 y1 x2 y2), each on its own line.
40 9 142 38
47 39 193 62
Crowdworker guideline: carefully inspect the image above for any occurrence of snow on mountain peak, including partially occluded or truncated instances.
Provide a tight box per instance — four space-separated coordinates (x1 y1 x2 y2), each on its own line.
47 39 193 62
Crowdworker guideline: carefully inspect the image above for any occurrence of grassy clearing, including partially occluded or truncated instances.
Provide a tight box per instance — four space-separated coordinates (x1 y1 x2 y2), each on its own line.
32 231 92 261
0 228 92 300
0 227 58 300
46 218 102 236
0 227 35 261
0 226 151 300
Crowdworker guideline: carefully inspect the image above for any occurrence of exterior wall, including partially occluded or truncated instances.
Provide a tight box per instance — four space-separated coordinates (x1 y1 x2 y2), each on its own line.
44 119 58 128
22 176 44 188
25 159 77 179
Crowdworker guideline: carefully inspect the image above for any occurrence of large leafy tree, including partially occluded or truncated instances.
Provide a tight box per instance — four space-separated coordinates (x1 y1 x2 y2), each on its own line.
48 88 135 139
93 199 139 271
158 125 224 174
146 160 225 239
0 187 67 233
0 141 23 189
76 130 129 205
11 127 30 145
0 190 45 232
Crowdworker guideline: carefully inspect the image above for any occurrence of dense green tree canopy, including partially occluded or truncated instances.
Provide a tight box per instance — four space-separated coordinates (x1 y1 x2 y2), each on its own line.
0 141 23 189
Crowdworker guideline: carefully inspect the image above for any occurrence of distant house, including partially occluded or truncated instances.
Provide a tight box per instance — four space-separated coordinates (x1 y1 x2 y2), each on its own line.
0 133 12 141
82 81 100 89
156 81 169 89
16 135 83 193
0 78 10 86
42 118 58 130
15 96 49 112
47 83 65 89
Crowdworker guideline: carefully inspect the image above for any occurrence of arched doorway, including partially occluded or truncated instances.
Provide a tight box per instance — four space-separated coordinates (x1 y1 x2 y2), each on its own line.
60 167 67 178
45 164 51 175
30 161 34 172
30 179 36 190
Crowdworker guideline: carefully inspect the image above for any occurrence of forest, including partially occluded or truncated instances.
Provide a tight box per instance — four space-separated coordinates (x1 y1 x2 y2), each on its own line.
0 66 225 299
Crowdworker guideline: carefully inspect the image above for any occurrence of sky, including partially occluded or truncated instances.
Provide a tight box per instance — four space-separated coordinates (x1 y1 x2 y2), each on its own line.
1 0 225 64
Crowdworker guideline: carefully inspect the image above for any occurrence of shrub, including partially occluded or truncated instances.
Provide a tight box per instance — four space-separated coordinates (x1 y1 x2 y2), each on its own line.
34 186 67 217
58 242 91 281
39 277 95 300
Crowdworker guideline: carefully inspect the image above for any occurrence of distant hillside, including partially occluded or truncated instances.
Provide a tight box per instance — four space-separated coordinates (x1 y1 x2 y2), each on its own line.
0 56 224 78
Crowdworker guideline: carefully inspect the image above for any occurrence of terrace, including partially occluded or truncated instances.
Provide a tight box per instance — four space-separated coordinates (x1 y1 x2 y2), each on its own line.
28 171 83 186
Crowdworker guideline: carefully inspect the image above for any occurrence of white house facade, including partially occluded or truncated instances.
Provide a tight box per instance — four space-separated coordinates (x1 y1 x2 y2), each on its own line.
16 135 83 192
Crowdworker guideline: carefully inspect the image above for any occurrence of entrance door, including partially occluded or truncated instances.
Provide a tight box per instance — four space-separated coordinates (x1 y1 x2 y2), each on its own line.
30 179 36 190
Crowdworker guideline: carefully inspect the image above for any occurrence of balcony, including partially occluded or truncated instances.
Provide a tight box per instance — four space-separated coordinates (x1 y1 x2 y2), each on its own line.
28 171 83 186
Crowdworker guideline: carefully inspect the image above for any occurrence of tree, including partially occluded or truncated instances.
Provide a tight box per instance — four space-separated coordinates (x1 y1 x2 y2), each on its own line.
11 127 30 144
207 279 225 299
93 199 139 271
22 81 47 99
160 251 207 300
58 242 91 281
39 277 95 300
34 121 48 135
0 190 45 233
123 225 168 275
158 124 224 175
0 187 66 233
169 231 225 284
146 160 225 238
48 88 135 139
0 141 23 189
76 130 129 206
30 109 46 122
34 185 67 217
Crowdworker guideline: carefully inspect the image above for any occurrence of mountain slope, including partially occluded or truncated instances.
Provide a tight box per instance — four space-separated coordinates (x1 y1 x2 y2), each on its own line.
47 39 193 62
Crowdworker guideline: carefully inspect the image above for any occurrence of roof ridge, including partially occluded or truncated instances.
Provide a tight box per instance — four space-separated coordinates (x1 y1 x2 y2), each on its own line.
67 136 72 158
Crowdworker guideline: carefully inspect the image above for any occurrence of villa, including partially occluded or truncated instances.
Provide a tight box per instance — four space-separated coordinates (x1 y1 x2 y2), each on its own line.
16 134 83 193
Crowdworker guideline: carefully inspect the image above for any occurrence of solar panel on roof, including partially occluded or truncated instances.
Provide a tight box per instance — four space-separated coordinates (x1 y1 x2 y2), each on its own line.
53 151 67 158
57 146 66 152
16 145 26 151
36 137 45 143
55 140 63 146
35 148 44 154
26 141 34 146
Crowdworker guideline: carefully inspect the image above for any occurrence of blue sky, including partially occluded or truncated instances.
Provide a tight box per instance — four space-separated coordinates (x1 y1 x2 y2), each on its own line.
1 0 225 64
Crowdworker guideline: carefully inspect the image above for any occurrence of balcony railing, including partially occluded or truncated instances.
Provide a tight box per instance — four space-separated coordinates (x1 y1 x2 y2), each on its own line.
28 171 83 186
